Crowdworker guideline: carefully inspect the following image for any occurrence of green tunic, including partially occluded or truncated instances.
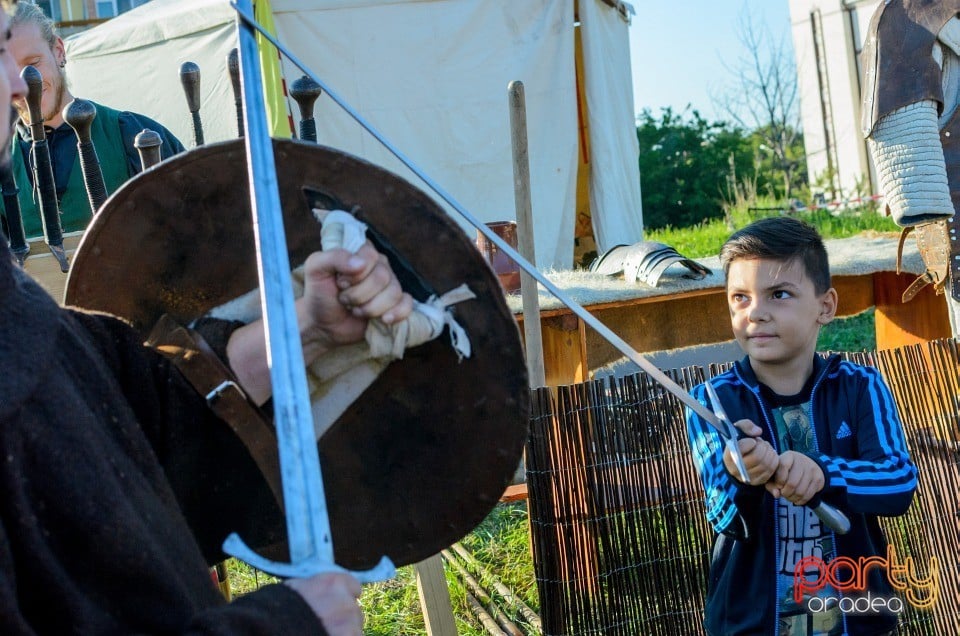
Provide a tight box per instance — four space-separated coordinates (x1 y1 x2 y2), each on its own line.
3 103 184 238
8 102 153 239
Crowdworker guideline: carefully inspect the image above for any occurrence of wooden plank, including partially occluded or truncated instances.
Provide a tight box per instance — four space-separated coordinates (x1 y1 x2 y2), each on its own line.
516 270 951 385
21 232 83 304
584 288 730 368
540 314 587 386
873 271 952 350
500 483 528 503
832 274 875 317
414 553 458 636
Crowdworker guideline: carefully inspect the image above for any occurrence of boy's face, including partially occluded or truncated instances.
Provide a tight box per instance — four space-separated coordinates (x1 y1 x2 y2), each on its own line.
725 257 836 371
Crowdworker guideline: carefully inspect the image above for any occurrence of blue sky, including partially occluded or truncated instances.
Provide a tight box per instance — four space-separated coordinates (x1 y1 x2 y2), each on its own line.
627 0 793 122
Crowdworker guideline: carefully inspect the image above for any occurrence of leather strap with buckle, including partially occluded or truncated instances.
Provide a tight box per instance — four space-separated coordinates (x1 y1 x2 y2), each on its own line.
146 314 284 510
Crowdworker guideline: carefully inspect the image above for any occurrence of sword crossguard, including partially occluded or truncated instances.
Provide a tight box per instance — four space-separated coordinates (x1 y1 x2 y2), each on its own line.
223 533 396 583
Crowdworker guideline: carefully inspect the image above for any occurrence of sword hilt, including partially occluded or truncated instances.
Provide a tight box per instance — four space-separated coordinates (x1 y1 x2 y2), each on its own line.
22 65 68 272
63 98 109 214
227 48 244 138
1 164 29 265
223 533 396 583
179 61 205 146
290 75 321 142
134 128 164 171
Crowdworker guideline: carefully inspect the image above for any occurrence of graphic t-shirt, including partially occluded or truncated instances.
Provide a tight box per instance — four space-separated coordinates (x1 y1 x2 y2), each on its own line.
765 387 843 636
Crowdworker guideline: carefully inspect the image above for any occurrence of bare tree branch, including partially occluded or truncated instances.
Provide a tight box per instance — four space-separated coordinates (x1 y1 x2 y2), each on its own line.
712 8 802 197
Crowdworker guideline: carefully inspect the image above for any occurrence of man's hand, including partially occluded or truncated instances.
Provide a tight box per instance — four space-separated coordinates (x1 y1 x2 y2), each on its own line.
723 419 779 486
765 451 825 505
286 572 364 636
226 241 413 404
298 243 414 353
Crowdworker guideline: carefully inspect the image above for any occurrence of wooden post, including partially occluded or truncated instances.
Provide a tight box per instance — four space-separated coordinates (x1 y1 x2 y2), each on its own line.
509 80 546 389
414 554 458 636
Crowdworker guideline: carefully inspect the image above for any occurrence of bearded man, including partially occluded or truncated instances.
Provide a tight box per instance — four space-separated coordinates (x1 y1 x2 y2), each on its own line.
3 1 184 239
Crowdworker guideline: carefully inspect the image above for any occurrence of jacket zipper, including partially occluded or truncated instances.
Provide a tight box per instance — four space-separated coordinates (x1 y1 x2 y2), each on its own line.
736 358 843 636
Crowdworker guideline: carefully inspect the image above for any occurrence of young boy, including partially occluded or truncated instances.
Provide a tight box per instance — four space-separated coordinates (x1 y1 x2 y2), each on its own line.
685 217 917 636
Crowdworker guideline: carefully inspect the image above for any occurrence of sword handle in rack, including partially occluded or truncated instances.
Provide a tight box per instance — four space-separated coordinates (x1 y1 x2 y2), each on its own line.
134 129 163 171
290 75 322 143
226 48 244 138
63 98 109 215
1 164 29 265
179 62 205 147
22 65 68 273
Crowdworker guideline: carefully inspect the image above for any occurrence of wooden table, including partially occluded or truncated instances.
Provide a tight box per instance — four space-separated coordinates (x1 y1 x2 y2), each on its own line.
20 231 84 302
508 236 953 386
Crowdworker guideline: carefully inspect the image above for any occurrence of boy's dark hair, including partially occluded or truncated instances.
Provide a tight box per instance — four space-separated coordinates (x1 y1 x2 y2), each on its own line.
720 216 832 294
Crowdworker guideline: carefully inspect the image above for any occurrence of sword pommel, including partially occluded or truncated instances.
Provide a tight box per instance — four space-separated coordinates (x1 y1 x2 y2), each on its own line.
134 129 163 171
290 75 322 143
63 98 96 143
290 75 322 120
179 61 202 112
22 65 44 136
179 61 205 146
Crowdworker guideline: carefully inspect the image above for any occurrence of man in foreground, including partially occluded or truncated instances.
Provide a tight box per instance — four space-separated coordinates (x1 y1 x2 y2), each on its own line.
0 0 414 632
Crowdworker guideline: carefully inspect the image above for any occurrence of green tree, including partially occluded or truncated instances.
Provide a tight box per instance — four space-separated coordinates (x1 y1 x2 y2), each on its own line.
746 125 808 201
636 106 752 229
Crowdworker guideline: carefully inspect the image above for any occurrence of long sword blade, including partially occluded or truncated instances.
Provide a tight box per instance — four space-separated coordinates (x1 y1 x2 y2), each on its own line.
227 0 332 570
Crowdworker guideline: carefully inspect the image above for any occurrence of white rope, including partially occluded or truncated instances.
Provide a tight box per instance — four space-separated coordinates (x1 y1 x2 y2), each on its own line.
314 208 474 360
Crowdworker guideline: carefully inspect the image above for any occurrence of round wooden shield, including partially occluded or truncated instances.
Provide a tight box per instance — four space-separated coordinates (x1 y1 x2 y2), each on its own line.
65 138 529 569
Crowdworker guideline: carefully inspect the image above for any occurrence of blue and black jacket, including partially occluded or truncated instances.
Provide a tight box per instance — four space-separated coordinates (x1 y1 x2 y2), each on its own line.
685 353 917 636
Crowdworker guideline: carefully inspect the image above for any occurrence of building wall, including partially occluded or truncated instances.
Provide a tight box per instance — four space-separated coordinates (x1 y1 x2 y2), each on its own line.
788 0 881 203
38 0 150 24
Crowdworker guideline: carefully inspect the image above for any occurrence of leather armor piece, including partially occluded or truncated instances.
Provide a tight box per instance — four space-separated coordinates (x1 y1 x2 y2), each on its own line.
864 1 960 301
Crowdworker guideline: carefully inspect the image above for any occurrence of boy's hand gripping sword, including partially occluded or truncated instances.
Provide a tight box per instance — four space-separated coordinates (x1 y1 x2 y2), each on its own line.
704 382 851 534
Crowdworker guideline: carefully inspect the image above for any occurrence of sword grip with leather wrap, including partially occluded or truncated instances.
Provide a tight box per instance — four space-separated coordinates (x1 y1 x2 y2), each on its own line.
22 65 65 260
63 99 109 214
0 165 29 263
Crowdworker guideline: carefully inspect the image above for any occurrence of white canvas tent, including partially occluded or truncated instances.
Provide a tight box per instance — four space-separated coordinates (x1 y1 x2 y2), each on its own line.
65 0 642 269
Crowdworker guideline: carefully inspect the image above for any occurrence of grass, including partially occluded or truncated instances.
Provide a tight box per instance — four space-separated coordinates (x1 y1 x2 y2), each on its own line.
224 503 537 636
645 201 899 259
224 203 889 633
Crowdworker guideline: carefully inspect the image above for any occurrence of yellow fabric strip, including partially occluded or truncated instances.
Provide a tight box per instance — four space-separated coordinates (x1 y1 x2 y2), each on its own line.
254 0 293 138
